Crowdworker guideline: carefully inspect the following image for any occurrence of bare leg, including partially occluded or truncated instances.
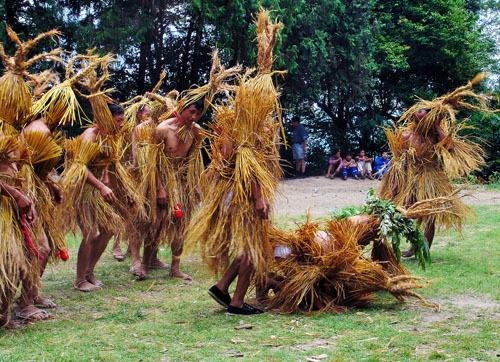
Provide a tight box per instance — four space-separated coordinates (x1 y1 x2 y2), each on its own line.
215 257 241 293
326 165 333 178
230 255 253 308
112 235 125 262
16 262 50 322
424 220 436 249
300 160 306 174
85 227 114 287
170 234 192 281
32 233 56 308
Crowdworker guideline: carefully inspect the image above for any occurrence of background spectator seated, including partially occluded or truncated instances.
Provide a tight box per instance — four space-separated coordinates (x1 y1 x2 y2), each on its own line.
325 150 342 179
341 154 359 180
355 150 374 179
373 152 391 180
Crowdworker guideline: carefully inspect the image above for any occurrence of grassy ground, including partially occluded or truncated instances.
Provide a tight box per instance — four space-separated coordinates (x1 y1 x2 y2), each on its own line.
0 206 499 361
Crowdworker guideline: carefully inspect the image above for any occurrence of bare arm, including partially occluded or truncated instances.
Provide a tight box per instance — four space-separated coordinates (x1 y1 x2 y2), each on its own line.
251 181 269 219
45 170 63 204
131 126 139 165
0 180 37 223
79 127 116 203
154 125 168 208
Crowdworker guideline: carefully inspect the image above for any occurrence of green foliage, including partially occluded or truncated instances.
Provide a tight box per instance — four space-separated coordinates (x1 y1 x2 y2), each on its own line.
331 189 431 268
0 0 496 168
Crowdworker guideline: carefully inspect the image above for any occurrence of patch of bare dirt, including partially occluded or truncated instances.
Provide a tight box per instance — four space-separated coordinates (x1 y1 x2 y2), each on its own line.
448 294 499 311
275 177 500 218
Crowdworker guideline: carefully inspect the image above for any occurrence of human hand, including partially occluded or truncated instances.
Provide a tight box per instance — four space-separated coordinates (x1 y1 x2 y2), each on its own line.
50 183 64 205
255 197 269 219
100 184 116 204
14 191 37 224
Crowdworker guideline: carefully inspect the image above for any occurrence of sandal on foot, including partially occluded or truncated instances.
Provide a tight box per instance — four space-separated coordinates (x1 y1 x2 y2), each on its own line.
227 304 264 315
208 285 231 307
73 280 100 292
85 274 104 288
34 296 57 309
113 251 125 262
148 258 169 270
15 306 51 322
130 262 147 280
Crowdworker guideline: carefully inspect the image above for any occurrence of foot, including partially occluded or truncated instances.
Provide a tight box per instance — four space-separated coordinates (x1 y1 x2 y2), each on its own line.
130 261 147 280
227 304 264 315
86 273 103 288
354 175 360 180
34 296 57 309
2 319 22 330
112 248 125 262
15 305 51 322
343 176 347 180
208 285 231 307
170 269 193 282
149 257 169 270
73 280 100 292
367 174 374 180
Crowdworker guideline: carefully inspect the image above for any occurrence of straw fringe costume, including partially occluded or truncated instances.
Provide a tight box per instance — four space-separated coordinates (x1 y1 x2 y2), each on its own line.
61 54 144 237
380 75 492 234
0 134 31 326
139 50 239 255
142 134 204 246
264 219 436 314
0 26 63 323
19 131 66 261
186 10 284 276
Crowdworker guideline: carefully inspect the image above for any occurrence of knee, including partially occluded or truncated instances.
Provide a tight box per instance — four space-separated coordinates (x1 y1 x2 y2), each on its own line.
238 254 252 268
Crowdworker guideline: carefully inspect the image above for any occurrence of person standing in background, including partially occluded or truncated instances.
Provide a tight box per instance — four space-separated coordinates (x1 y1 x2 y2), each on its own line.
291 116 308 178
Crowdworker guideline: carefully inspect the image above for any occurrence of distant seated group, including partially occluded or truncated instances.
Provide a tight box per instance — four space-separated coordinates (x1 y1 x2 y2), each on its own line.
326 150 390 180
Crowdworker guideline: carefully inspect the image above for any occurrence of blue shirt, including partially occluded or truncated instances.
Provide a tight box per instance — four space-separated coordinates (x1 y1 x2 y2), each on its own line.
292 124 308 144
373 156 390 171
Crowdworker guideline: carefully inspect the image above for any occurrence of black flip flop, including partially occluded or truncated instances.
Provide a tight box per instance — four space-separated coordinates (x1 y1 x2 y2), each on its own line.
227 304 264 315
208 285 231 307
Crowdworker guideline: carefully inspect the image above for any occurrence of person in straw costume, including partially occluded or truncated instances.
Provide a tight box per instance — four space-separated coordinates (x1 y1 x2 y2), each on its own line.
117 75 179 275
0 132 37 327
0 25 65 323
254 189 465 312
61 53 144 292
134 51 239 281
15 54 101 317
256 217 437 314
186 9 284 314
379 74 493 257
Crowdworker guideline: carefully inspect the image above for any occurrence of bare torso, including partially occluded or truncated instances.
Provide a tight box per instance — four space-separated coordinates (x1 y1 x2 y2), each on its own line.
156 118 200 158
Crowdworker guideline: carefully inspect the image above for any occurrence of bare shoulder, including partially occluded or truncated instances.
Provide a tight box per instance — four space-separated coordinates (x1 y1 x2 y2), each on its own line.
23 119 50 135
192 122 203 137
80 127 99 142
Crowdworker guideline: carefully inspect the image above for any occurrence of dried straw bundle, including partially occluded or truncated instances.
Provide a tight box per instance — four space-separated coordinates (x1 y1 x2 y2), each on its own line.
99 133 146 220
0 26 61 127
169 50 241 120
0 194 26 324
32 54 101 127
74 52 117 133
266 219 435 313
28 70 60 100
